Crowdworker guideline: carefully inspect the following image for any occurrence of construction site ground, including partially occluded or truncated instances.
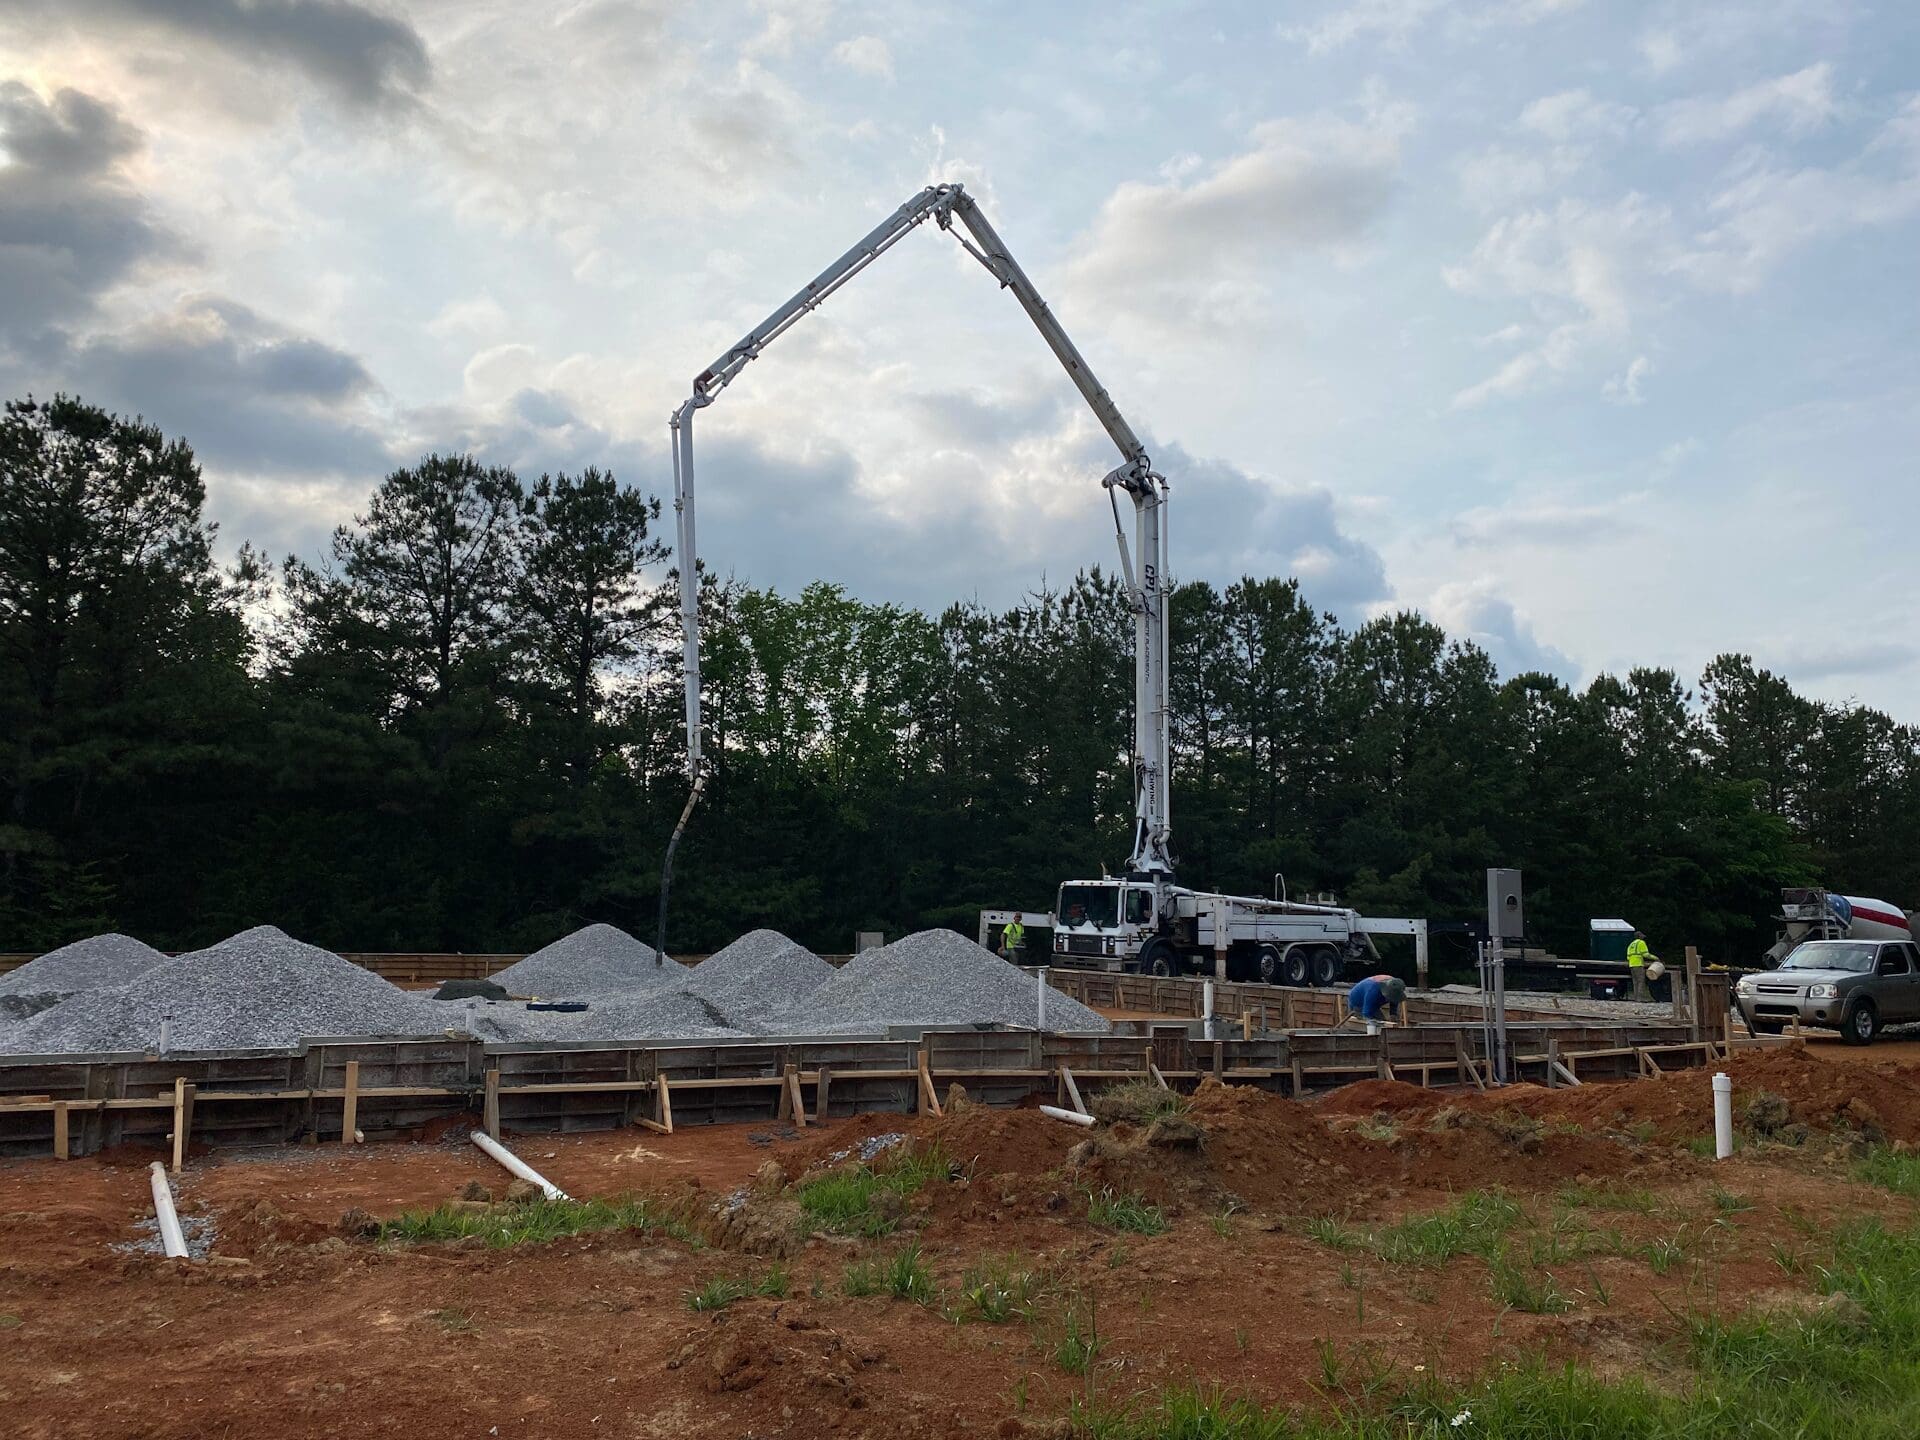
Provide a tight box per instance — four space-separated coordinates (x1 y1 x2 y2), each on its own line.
4 1044 1919 1439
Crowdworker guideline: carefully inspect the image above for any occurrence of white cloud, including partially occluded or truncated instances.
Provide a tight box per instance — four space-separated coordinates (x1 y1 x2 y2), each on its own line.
1520 89 1636 142
1603 354 1651 403
1657 63 1839 146
1450 491 1648 548
1062 102 1413 339
830 35 893 80
1281 0 1444 56
1427 578 1578 682
1444 194 1674 407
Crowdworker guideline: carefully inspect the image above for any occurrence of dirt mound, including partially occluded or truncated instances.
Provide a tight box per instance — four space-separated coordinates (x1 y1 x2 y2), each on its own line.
1720 1047 1920 1143
1315 1078 1452 1118
666 1305 885 1410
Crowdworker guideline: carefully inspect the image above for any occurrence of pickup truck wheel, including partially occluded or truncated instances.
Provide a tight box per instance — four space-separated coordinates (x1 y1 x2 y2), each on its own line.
1142 941 1179 979
1843 998 1878 1046
1281 947 1311 987
1309 946 1343 988
1257 944 1284 985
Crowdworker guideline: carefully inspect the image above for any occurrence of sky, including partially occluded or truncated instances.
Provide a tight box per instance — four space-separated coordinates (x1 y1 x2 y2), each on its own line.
3 0 1918 714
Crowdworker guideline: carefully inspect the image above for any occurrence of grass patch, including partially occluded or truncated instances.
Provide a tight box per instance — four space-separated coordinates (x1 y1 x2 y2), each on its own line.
1089 1078 1188 1126
1305 1214 1365 1251
1557 1182 1656 1212
1087 1187 1171 1236
1856 1146 1920 1198
686 1266 789 1312
428 1307 474 1333
1710 1186 1754 1214
841 1257 883 1297
885 1241 937 1305
1055 1304 1101 1375
1488 1247 1572 1314
379 1195 693 1249
1372 1190 1521 1266
793 1142 950 1237
1076 1218 1920 1432
956 1260 1042 1323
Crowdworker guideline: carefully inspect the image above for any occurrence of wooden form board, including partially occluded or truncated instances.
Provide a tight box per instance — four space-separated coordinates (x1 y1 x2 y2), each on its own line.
0 1017 1709 1160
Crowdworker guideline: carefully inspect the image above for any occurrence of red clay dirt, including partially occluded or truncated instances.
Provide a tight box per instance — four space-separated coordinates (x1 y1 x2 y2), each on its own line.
2 1052 1914 1439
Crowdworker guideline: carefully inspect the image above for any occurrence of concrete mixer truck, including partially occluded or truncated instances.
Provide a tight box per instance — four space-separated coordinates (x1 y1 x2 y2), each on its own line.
1766 888 1919 963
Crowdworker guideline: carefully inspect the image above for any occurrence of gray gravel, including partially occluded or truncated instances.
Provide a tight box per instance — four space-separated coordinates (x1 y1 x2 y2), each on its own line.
489 924 687 998
682 929 834 1027
0 933 169 997
764 927 1110 1034
0 925 449 1055
434 987 743 1044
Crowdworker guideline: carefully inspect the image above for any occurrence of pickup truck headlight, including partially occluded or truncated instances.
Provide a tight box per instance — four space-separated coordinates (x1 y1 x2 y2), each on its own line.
1735 977 1755 996
1807 983 1837 999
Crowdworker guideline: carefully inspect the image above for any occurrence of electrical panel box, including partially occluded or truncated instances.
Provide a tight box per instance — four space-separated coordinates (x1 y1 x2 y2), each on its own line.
1486 868 1524 940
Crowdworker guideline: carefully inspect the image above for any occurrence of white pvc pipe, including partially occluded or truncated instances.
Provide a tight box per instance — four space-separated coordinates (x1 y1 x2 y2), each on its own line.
471 1130 569 1200
1039 1104 1096 1128
148 1161 189 1259
1712 1072 1734 1160
1037 967 1049 1032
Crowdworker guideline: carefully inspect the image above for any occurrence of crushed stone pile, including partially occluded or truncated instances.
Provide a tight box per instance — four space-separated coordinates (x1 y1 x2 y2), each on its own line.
489 923 687 998
682 929 835 1028
0 933 171 1021
1 926 449 1055
436 987 742 1044
764 927 1109 1035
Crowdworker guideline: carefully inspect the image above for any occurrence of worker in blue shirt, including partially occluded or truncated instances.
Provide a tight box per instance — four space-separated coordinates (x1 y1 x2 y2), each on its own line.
1346 974 1407 1033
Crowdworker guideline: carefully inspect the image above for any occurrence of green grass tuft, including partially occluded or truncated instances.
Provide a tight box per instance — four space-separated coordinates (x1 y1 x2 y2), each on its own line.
793 1141 951 1237
1086 1187 1171 1236
379 1195 693 1249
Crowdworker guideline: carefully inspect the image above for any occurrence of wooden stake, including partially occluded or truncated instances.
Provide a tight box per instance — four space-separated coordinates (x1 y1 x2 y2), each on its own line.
814 1065 832 1124
53 1101 69 1161
483 1068 500 1139
170 1078 191 1174
1058 1064 1088 1116
341 1060 360 1144
786 1066 807 1129
1148 1062 1169 1090
1241 1011 1253 1042
1456 1032 1487 1092
776 1067 792 1122
917 1059 942 1118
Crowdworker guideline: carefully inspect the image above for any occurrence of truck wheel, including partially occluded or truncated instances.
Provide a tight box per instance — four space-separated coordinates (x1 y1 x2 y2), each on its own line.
1257 944 1284 985
1281 947 1311 987
1142 941 1179 979
1843 998 1878 1046
1309 946 1343 988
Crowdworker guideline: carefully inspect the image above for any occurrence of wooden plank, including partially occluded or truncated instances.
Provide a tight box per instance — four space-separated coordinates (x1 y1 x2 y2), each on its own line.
1058 1065 1088 1117
1551 1059 1583 1087
340 1060 360 1144
52 1101 69 1160
1147 1062 1169 1090
814 1065 832 1123
787 1067 808 1129
170 1078 189 1174
917 1059 942 1118
483 1068 500 1139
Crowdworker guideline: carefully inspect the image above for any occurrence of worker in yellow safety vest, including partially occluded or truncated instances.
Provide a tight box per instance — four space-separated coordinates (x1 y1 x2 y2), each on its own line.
1001 918 1026 963
1627 930 1657 1002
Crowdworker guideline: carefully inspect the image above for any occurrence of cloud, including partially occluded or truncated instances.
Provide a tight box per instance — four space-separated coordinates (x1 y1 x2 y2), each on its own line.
1283 0 1584 53
831 35 893 80
0 83 174 340
1657 63 1839 147
43 0 431 111
1603 354 1650 403
1449 492 1648 549
1427 578 1578 682
1062 104 1411 339
1774 638 1918 684
1520 89 1637 142
1445 193 1674 407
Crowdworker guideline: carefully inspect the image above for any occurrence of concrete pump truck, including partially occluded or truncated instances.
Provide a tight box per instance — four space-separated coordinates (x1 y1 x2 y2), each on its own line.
659 183 1427 989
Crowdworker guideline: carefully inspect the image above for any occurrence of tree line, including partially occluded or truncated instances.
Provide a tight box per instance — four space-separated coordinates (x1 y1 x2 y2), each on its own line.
4 394 1916 969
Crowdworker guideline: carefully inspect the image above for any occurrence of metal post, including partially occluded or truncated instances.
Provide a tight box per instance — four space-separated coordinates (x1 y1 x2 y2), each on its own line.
1492 942 1509 1084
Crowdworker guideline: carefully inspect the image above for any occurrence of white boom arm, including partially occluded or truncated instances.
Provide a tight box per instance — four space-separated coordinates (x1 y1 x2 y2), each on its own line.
670 183 1172 878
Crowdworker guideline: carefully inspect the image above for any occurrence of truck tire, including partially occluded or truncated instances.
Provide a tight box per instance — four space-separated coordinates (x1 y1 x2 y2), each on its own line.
1843 998 1878 1046
1142 940 1179 979
1257 944 1285 985
1309 946 1343 988
1281 946 1312 987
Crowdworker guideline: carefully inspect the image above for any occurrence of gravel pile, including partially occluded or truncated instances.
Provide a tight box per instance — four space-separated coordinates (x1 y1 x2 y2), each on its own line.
682 929 834 1027
490 924 687 998
1 926 449 1055
0 933 170 996
435 987 742 1044
764 928 1109 1035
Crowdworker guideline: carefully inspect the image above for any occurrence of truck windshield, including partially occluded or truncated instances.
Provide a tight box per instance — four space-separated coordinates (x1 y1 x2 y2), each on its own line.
1056 885 1118 928
1781 943 1876 973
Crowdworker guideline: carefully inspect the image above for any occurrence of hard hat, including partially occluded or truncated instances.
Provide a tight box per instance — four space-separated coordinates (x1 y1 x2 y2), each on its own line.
1646 960 1666 981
